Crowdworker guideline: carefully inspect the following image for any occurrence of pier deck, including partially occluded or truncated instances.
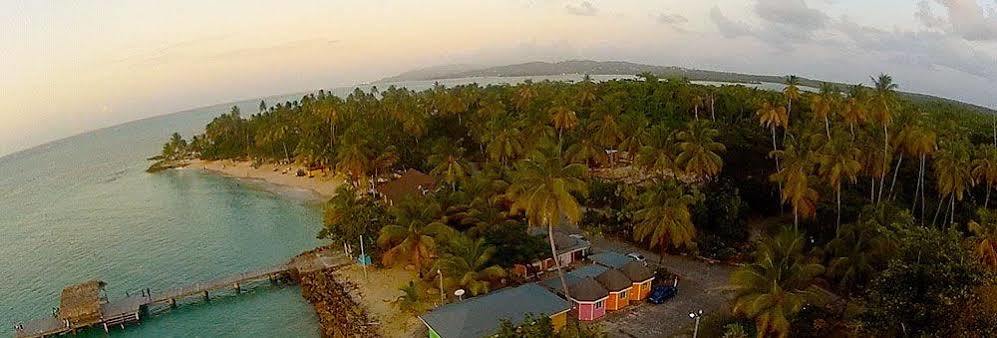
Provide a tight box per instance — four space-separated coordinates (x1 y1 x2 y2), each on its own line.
13 263 292 338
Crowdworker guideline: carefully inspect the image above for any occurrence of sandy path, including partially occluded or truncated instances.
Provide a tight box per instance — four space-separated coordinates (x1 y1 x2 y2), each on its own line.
188 159 345 198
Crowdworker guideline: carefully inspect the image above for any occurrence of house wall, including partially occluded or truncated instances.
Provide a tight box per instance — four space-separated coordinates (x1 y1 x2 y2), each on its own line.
576 299 607 321
629 278 654 301
549 311 568 332
606 289 631 311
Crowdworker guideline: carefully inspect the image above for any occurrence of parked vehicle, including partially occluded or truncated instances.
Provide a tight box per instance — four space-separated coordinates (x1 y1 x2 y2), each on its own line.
647 285 678 304
626 252 646 263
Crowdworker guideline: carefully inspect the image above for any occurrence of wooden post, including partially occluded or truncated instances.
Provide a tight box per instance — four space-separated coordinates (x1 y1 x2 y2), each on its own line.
234 283 241 293
203 290 209 301
169 298 176 308
103 322 109 333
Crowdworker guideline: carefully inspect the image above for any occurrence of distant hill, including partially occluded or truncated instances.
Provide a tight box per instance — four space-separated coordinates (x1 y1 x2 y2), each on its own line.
377 60 995 115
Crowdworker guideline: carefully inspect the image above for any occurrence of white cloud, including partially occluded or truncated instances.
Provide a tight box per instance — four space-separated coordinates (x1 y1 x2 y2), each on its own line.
916 0 997 41
565 1 598 16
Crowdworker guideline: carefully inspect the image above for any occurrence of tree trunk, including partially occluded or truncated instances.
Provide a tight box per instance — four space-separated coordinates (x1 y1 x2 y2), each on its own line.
950 194 956 226
693 105 699 121
836 183 842 233
870 177 876 202
548 224 571 299
986 183 991 209
920 157 927 221
932 194 945 226
793 204 799 231
709 96 716 121
913 155 923 219
889 153 904 198
771 127 784 215
879 124 889 203
824 117 831 139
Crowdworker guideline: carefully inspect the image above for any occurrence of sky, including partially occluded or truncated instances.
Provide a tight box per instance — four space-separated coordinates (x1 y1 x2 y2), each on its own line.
2 0 996 157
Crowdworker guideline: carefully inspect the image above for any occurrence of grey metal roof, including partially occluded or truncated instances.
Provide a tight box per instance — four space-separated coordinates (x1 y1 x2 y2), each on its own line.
540 265 608 295
589 251 632 269
420 283 571 338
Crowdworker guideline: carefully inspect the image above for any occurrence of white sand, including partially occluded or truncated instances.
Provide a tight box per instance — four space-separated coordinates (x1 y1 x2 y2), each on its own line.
189 159 344 198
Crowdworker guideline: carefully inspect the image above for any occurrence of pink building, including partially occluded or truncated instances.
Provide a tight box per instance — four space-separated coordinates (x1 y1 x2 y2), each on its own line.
570 277 609 321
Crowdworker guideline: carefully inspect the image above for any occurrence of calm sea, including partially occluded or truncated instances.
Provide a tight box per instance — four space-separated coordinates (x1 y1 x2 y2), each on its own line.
3 74 769 337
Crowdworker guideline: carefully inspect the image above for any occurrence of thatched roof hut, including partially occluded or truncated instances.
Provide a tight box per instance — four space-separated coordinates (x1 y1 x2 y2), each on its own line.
58 280 105 326
375 169 436 204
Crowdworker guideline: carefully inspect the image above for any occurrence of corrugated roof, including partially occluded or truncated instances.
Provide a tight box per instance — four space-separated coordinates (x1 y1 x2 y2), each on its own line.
596 269 632 292
621 261 654 282
420 283 571 338
589 251 632 269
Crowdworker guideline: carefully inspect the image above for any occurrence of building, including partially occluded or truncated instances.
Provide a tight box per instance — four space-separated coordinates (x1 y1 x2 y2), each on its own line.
513 228 591 279
620 261 655 301
419 283 571 338
588 251 633 269
594 269 632 311
374 169 436 205
569 277 609 321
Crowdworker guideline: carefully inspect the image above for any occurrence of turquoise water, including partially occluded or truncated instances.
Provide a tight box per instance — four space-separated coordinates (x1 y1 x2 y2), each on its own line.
0 75 636 337
0 94 323 337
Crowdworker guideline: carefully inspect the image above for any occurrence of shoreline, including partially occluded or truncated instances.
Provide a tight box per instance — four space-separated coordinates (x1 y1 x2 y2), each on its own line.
186 159 344 200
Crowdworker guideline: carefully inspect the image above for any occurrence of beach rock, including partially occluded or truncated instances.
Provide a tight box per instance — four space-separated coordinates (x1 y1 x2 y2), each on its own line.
296 266 380 338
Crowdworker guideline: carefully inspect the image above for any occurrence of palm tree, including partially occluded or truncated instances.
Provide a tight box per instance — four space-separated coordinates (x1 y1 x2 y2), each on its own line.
968 209 997 271
636 124 677 180
617 112 650 162
840 84 868 139
675 120 726 181
632 180 698 262
905 125 936 220
932 140 974 226
377 198 457 275
730 227 824 338
506 148 588 299
549 104 579 145
825 219 896 295
810 83 838 138
566 137 608 167
870 74 899 203
485 116 524 165
817 132 861 231
770 139 818 230
783 75 801 115
335 128 372 187
434 235 507 296
428 142 469 191
972 144 997 208
514 81 537 111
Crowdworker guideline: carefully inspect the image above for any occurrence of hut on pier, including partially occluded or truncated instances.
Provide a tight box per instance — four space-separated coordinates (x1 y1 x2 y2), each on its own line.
58 280 106 328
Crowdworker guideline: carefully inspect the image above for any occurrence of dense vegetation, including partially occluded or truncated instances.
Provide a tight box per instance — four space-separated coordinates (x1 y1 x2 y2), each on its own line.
161 73 997 337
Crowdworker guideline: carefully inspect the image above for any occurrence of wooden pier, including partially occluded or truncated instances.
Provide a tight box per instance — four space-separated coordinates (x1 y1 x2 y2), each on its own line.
12 263 293 338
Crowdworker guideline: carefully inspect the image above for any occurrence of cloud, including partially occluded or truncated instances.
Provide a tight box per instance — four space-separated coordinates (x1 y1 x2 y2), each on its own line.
656 13 688 25
754 0 829 42
565 1 598 16
710 7 752 38
917 0 997 41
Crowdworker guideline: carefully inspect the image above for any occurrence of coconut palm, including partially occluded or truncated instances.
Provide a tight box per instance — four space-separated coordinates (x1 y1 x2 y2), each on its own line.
428 142 470 191
840 84 868 139
783 75 801 115
810 83 838 138
335 127 372 187
730 227 825 338
434 235 507 296
566 137 608 167
825 219 897 294
377 198 457 274
617 112 650 162
549 104 579 145
770 139 818 230
972 144 997 208
905 125 937 220
506 148 588 299
636 124 677 180
932 140 974 226
968 209 997 271
675 120 726 181
632 180 698 261
514 81 537 111
870 74 899 203
817 132 862 231
485 116 524 165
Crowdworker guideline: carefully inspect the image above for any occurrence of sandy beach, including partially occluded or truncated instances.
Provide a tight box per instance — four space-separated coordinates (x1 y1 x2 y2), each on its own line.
188 159 345 198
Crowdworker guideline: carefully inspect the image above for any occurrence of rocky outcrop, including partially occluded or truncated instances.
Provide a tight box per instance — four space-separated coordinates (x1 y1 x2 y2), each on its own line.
297 267 380 338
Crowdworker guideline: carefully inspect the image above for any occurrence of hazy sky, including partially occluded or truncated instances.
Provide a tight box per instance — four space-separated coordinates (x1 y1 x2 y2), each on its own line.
2 0 996 157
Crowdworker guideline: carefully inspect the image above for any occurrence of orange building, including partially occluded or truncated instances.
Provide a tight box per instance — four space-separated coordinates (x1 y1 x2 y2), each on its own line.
595 269 633 311
621 261 655 300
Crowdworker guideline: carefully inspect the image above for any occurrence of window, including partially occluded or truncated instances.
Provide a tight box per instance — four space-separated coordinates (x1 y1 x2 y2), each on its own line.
595 300 604 309
619 290 627 299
